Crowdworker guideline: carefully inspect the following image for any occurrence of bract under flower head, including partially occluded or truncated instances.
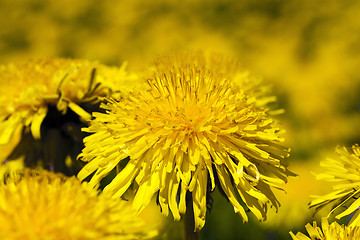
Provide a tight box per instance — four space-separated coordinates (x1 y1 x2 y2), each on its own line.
310 144 360 226
0 169 158 240
78 51 291 231
290 218 360 240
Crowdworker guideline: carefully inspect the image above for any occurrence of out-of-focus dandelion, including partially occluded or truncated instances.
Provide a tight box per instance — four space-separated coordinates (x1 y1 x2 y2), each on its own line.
0 169 158 240
290 218 360 240
310 144 360 226
0 58 139 175
78 51 292 233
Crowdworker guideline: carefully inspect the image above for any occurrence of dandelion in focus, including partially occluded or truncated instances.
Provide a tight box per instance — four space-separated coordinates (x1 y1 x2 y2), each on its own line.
0 58 139 175
78 51 292 231
0 169 158 240
310 144 360 226
290 218 360 240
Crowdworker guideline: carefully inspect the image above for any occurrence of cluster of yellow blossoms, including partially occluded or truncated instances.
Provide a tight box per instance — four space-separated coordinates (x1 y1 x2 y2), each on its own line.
0 51 294 238
2 51 359 239
0 58 154 239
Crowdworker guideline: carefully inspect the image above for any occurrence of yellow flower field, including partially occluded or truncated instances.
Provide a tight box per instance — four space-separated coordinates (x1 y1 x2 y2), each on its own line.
0 0 360 239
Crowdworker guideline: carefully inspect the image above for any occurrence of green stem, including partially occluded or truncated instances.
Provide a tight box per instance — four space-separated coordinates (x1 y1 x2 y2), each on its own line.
184 193 200 240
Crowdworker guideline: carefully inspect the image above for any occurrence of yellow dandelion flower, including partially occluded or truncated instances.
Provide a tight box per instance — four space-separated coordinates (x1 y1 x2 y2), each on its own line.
78 52 291 231
0 58 139 174
290 218 360 240
310 144 360 226
0 169 158 240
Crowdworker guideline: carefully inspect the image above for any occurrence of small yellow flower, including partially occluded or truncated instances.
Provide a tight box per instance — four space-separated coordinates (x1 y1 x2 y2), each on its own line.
78 51 292 231
290 218 360 240
310 144 360 226
0 169 158 240
0 58 139 173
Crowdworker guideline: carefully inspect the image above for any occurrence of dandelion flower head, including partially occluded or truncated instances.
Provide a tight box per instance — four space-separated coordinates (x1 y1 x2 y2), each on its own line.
78 51 291 231
0 58 140 175
290 218 360 240
310 144 360 226
0 58 138 146
0 169 157 240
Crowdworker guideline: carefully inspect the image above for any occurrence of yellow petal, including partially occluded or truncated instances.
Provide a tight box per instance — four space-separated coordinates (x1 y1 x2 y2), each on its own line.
133 171 160 214
336 197 360 220
104 162 139 198
30 107 47 139
68 102 92 121
215 164 248 222
168 171 181 221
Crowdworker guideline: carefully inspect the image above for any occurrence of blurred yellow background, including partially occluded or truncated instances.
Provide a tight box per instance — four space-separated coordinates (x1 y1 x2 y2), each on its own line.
1 0 359 239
